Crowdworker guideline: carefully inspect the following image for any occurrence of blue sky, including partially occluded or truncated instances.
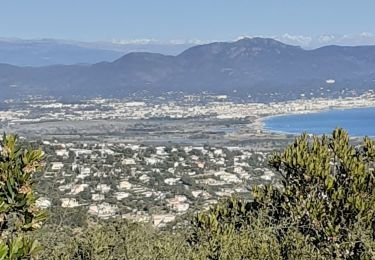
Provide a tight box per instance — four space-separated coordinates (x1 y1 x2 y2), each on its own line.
1 0 375 44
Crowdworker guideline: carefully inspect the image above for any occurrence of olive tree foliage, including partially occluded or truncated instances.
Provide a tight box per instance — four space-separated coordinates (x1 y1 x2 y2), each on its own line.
0 134 46 259
192 129 375 259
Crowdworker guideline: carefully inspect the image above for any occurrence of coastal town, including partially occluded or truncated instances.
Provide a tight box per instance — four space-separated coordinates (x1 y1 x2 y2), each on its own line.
0 90 374 131
0 90 374 226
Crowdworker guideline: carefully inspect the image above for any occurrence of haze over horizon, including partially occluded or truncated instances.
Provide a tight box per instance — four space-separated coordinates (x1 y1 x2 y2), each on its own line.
1 0 375 49
4 33 375 50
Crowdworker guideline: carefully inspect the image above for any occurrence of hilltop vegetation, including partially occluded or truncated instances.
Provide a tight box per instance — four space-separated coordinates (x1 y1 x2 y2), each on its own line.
1 129 375 259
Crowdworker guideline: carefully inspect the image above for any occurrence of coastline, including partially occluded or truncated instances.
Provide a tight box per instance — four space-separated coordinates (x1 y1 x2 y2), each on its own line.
255 104 375 138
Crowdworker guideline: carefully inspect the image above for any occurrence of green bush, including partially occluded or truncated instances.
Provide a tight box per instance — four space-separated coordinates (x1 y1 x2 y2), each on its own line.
192 129 375 259
0 134 46 259
36 217 285 260
261 128 375 258
36 219 192 260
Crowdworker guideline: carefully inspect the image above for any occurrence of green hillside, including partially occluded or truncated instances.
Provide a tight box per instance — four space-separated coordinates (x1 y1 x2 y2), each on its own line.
1 129 375 259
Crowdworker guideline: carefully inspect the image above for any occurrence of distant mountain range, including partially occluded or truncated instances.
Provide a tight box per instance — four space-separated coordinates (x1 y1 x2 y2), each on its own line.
0 37 375 100
0 38 195 66
0 39 123 66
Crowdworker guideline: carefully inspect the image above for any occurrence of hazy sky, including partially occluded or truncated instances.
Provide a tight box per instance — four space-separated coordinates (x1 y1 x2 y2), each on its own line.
1 0 375 44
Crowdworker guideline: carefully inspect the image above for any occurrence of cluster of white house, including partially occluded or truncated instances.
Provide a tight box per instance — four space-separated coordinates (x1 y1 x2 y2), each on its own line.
36 141 274 227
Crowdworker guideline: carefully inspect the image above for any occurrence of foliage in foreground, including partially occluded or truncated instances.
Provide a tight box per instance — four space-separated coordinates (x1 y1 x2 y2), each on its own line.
0 134 46 259
36 216 284 260
193 128 375 258
11 128 375 259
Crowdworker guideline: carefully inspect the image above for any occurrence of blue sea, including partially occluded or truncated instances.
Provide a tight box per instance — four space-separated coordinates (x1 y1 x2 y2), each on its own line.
264 107 375 137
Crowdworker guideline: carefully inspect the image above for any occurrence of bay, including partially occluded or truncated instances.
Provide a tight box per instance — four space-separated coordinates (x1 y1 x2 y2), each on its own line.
264 107 375 137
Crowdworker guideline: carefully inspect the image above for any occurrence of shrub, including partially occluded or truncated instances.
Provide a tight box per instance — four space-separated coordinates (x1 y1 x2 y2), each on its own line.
260 128 375 258
192 129 375 258
36 219 191 260
0 134 46 259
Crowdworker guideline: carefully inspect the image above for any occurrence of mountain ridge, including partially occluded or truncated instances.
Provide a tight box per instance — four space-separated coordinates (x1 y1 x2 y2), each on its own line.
0 38 196 66
0 37 375 100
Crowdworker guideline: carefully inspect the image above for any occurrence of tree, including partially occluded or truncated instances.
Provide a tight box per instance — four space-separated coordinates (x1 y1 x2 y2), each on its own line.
0 134 46 259
259 128 375 258
191 129 375 258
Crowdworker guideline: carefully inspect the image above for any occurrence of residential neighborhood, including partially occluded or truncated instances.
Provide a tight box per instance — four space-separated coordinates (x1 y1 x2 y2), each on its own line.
35 140 276 227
